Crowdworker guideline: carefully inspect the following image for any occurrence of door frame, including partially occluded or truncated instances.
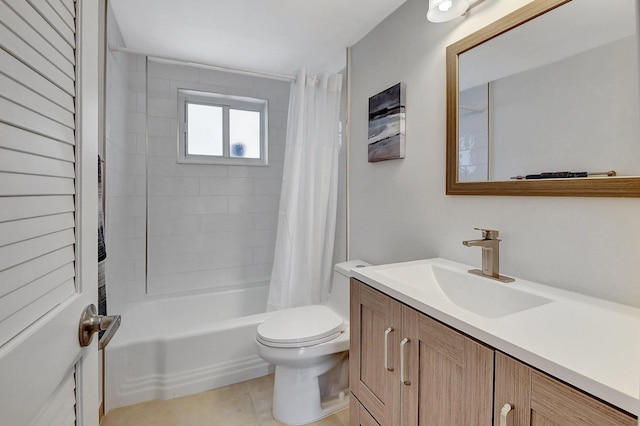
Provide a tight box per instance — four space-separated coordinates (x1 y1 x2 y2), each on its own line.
76 0 101 423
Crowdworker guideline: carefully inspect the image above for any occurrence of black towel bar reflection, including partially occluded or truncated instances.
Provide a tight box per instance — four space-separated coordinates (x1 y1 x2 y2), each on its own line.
510 170 616 180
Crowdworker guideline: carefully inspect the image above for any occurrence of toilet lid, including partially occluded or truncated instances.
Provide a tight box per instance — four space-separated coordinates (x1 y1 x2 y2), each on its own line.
257 305 345 348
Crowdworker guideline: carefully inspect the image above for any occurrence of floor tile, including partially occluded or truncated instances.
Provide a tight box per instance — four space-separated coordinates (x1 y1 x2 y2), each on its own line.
335 407 349 425
259 413 345 426
177 383 260 426
101 398 181 426
101 375 349 426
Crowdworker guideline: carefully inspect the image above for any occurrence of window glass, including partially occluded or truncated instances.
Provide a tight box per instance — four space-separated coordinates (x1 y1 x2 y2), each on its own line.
229 109 261 159
187 103 223 156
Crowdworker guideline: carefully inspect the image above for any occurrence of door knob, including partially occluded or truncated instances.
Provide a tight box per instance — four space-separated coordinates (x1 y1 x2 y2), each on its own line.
78 304 121 348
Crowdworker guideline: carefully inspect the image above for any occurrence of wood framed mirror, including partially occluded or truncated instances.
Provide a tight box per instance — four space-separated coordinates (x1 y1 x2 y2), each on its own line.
446 0 640 197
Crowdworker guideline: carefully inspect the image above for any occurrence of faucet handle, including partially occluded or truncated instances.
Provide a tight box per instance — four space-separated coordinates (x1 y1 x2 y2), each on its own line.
474 227 499 239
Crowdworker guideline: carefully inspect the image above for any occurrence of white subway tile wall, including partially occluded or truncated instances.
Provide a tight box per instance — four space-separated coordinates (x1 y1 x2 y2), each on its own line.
145 60 290 296
105 11 147 314
106 39 348 308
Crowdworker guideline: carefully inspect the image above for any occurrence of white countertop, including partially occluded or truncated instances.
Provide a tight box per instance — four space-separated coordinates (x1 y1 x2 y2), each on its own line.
351 258 640 416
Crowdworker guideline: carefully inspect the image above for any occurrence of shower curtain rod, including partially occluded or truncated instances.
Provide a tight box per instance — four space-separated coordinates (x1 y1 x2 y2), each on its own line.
108 45 297 82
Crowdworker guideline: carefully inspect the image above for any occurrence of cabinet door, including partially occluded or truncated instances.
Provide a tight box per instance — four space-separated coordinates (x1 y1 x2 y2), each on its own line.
402 306 494 425
350 279 402 425
351 396 382 426
495 352 636 426
530 372 635 426
494 351 532 426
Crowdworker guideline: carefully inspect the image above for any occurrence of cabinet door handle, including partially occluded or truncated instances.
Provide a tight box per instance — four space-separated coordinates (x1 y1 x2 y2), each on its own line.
384 327 394 371
500 403 513 426
400 337 411 385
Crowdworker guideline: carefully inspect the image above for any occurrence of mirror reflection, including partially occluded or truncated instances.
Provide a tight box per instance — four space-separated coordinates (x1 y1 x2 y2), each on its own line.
457 0 639 182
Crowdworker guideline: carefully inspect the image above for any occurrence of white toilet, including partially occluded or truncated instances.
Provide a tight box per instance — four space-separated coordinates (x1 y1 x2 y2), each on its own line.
255 260 370 425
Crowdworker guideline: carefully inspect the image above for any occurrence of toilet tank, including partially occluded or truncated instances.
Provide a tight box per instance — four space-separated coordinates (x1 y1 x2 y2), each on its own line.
327 260 371 320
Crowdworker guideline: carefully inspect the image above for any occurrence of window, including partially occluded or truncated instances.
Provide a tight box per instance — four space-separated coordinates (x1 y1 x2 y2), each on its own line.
178 89 268 165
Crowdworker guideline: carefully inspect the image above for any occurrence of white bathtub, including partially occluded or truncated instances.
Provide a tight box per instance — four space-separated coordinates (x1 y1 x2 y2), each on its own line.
105 285 274 410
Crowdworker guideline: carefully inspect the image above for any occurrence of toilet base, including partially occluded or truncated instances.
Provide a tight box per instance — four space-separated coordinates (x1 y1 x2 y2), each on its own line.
272 354 349 425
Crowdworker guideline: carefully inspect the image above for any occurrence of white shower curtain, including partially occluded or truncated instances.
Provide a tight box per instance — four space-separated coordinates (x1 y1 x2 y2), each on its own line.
267 69 343 311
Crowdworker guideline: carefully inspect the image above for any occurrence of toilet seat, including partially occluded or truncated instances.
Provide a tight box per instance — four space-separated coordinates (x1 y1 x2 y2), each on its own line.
257 305 345 348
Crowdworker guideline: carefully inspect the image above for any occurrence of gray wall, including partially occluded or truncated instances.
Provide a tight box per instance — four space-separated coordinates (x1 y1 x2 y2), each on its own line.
490 35 639 180
348 0 640 307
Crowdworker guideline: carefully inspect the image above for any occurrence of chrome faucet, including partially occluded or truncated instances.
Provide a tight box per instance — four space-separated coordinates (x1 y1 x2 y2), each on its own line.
462 228 514 283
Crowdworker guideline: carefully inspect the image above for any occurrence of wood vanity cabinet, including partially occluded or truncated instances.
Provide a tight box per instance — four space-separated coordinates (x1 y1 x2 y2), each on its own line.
351 279 637 426
350 279 494 425
494 352 636 426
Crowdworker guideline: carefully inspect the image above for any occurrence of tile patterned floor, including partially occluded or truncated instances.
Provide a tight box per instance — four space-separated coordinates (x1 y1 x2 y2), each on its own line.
101 375 349 426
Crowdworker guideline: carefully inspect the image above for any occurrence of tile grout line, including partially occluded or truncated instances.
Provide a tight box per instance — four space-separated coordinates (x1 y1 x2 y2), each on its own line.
244 376 277 426
243 380 266 426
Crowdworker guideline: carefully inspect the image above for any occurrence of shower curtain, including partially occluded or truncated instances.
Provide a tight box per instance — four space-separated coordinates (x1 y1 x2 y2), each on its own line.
267 69 343 311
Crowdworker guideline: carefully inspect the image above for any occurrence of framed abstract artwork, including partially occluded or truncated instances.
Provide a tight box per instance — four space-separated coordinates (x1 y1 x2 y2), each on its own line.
368 82 406 162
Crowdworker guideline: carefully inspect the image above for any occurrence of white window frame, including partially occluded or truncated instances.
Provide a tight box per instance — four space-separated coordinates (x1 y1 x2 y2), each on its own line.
178 89 268 166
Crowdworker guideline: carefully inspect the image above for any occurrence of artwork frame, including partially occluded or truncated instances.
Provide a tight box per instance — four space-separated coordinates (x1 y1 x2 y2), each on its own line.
368 82 406 162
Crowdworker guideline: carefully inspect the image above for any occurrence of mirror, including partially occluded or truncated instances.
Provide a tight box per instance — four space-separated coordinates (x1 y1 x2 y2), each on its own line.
446 0 640 196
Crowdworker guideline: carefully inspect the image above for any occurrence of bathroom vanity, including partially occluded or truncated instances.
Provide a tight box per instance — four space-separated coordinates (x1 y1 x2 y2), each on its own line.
348 258 639 425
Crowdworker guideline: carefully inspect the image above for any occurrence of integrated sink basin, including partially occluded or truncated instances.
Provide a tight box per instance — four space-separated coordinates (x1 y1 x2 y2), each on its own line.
372 260 553 319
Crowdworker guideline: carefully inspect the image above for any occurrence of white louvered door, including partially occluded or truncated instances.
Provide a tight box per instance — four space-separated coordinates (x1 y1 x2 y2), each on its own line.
0 0 100 424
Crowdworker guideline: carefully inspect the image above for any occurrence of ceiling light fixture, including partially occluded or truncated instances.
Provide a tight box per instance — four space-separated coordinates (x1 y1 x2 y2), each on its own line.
427 0 470 23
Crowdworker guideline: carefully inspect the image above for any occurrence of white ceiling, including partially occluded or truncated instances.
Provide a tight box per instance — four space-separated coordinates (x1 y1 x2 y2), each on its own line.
109 0 408 76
